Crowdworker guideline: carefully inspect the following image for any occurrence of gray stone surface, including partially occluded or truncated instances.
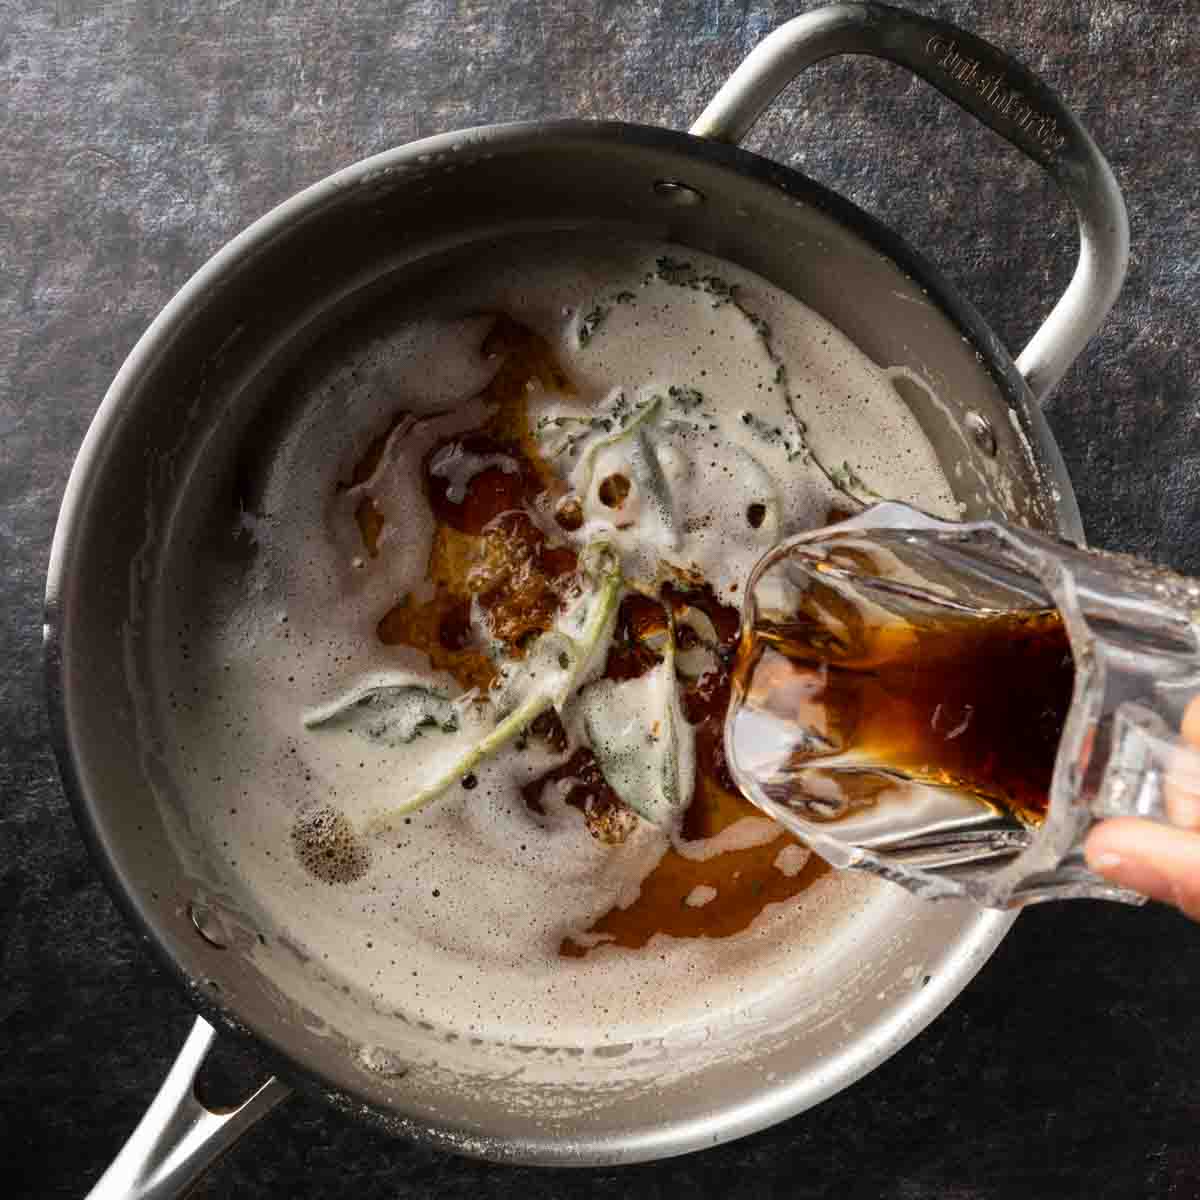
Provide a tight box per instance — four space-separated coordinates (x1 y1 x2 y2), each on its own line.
2 1 1198 1196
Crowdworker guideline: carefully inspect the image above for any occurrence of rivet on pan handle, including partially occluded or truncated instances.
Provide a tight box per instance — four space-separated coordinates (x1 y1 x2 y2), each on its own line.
692 1 1129 405
86 1017 291 1200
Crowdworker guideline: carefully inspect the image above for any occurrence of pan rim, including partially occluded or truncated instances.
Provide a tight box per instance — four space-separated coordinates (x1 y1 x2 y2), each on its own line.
46 116 1052 1165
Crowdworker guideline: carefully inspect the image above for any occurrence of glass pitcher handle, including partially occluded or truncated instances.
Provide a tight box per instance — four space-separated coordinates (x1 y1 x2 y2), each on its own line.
1019 699 1200 909
1021 527 1200 905
1092 704 1200 826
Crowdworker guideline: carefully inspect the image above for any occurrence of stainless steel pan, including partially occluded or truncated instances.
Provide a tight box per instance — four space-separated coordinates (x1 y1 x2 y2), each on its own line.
45 4 1127 1196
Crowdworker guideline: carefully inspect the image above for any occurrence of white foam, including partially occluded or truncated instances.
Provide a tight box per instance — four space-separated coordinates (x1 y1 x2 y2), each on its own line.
774 843 813 878
160 236 957 1048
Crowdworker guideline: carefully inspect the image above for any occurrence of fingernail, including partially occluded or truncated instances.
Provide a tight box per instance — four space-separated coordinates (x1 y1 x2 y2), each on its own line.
1087 851 1174 902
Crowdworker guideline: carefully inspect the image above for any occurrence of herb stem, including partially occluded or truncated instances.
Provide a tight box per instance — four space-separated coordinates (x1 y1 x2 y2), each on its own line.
363 544 623 833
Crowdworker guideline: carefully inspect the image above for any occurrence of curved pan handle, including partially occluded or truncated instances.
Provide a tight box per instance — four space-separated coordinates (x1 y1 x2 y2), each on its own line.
691 1 1129 405
87 1018 291 1200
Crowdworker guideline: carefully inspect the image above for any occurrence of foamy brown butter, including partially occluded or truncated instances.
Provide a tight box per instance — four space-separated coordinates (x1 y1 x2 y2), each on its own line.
157 236 958 1047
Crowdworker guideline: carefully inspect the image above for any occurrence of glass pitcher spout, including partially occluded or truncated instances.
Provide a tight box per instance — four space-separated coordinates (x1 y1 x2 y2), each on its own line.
726 502 1200 909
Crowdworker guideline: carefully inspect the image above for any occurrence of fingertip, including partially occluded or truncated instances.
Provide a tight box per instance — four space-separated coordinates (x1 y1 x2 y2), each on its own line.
1085 819 1173 904
1086 818 1200 918
1084 816 1143 863
1182 696 1200 750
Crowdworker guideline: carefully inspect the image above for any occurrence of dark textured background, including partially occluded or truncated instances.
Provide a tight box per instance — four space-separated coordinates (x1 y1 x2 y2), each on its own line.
4 1 1199 1197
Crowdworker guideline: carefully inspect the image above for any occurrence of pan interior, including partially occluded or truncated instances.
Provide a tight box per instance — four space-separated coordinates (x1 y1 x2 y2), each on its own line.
57 125 1046 1161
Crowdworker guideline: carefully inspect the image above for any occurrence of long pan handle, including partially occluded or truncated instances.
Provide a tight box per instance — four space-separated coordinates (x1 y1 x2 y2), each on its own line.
87 1017 291 1200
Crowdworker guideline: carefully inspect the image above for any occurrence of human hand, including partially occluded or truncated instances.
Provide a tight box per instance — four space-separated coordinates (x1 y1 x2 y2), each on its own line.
1085 697 1200 919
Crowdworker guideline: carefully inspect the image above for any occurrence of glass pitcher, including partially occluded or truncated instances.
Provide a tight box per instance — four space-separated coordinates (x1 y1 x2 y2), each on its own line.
726 501 1200 909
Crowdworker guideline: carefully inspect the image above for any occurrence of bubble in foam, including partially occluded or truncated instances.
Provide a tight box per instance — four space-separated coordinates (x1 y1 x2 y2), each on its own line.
292 805 371 884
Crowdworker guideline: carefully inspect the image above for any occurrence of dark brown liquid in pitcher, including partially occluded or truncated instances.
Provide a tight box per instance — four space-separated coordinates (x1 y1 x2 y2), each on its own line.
731 607 1076 825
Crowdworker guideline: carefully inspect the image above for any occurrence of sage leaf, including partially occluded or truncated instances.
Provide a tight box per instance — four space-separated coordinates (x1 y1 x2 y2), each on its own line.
574 393 662 499
827 460 882 506
578 615 695 828
303 674 460 746
630 426 680 550
571 394 685 551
